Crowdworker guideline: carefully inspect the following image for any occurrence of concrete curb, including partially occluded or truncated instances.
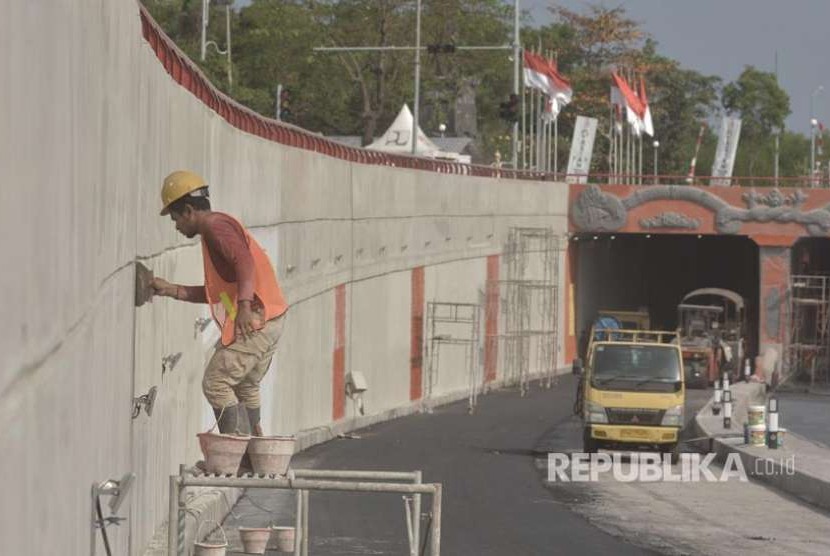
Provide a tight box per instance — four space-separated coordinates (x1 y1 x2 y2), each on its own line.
292 372 565 452
692 382 830 513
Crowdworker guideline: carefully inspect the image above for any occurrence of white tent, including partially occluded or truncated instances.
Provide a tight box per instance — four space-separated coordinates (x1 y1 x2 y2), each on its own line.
367 105 460 159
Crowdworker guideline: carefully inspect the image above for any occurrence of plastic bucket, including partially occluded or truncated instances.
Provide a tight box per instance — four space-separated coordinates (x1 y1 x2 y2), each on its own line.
197 432 250 475
248 436 295 476
239 527 271 555
749 424 766 446
747 405 766 426
271 526 296 553
194 520 227 556
775 428 787 448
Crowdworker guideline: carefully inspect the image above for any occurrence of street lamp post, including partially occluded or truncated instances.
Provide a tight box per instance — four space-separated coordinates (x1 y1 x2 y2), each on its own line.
411 0 422 155
652 140 659 185
201 0 234 91
773 128 780 188
812 118 819 187
811 86 824 187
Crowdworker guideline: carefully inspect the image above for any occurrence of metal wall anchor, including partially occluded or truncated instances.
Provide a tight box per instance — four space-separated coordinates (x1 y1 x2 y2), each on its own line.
162 352 183 376
194 317 212 338
132 386 158 419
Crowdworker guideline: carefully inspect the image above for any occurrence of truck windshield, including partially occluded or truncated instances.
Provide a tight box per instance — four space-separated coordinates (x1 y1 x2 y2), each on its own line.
592 344 681 382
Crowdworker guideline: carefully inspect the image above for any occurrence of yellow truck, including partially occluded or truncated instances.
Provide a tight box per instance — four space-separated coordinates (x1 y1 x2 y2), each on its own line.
573 329 685 463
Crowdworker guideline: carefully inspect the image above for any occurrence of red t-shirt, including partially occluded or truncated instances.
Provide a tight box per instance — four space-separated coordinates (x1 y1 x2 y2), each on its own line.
179 212 257 305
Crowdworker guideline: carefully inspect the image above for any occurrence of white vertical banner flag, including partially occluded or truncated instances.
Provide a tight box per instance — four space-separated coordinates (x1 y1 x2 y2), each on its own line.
711 116 742 186
566 116 598 184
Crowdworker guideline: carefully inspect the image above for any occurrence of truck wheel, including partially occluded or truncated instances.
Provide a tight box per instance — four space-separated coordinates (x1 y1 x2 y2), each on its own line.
662 443 680 465
583 428 598 453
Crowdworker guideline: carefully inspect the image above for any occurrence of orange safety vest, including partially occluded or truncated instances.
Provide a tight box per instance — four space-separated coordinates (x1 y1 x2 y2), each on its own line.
202 217 288 346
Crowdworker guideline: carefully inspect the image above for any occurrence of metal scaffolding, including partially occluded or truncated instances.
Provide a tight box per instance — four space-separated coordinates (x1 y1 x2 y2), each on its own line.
786 274 830 386
170 467 441 556
424 302 481 413
489 227 561 396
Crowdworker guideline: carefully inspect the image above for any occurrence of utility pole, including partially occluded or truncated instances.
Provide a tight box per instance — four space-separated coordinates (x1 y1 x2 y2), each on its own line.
811 85 823 187
313 3 512 157
512 0 520 170
276 83 283 121
774 51 780 187
412 0 422 155
201 0 233 91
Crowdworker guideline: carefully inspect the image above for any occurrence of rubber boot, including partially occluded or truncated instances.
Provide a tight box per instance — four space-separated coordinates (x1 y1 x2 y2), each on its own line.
213 405 239 435
247 406 263 437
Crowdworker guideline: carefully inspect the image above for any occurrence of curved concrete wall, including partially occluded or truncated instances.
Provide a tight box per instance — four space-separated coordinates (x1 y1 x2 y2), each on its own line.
0 2 568 554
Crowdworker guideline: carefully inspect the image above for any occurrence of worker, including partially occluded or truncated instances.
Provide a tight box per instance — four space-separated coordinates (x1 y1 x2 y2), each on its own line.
151 170 288 437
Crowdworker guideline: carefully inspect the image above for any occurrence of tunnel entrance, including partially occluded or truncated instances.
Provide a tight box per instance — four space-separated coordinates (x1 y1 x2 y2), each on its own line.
573 233 759 360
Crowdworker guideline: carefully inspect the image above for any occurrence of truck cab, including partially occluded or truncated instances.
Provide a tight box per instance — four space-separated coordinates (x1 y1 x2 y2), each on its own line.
574 329 685 462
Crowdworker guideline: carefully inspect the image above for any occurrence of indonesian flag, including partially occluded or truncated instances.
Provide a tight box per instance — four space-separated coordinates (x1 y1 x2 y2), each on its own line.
523 50 572 119
611 71 646 136
638 76 655 137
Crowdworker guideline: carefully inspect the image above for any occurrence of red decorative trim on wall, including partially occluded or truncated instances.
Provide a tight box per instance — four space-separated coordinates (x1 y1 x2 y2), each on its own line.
484 255 500 383
137 5 537 180
332 284 346 420
410 267 425 401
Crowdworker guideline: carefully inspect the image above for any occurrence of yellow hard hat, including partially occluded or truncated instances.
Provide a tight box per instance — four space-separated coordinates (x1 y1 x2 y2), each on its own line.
160 170 208 215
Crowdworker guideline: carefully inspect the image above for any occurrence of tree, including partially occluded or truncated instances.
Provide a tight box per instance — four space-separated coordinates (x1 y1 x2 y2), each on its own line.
529 6 720 177
722 66 791 178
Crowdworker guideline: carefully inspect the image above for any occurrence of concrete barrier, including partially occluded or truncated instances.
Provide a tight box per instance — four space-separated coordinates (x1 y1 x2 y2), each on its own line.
693 382 830 512
0 2 570 554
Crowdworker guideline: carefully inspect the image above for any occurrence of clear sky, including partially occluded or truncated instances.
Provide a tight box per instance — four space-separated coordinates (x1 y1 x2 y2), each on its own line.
525 0 830 134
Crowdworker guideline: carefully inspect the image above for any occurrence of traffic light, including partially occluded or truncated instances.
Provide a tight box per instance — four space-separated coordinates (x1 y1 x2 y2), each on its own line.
499 94 519 123
279 88 292 121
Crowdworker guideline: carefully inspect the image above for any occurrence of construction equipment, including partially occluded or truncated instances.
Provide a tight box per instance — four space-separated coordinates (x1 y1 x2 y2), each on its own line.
680 288 747 382
135 261 155 307
677 303 723 388
159 170 208 215
488 227 561 396
424 302 481 413
786 275 830 386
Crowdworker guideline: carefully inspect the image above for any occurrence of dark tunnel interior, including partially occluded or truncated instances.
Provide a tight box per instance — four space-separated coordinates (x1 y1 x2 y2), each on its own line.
574 233 759 358
793 237 830 274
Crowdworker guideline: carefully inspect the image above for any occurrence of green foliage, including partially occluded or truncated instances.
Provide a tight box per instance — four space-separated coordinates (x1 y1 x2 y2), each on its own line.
722 66 792 178
141 1 807 175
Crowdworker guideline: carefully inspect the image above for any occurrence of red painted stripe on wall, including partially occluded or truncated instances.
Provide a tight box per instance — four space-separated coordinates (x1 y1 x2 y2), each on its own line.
332 284 346 420
410 267 425 401
484 255 500 382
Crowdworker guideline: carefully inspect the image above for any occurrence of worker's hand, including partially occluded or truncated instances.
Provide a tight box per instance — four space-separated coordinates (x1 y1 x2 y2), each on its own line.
235 301 257 341
151 277 178 298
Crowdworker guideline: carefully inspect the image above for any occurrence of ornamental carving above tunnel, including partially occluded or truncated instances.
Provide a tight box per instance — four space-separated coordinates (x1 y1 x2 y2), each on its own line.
571 184 830 236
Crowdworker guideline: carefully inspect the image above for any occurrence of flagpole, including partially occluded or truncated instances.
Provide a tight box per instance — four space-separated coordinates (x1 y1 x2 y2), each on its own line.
554 116 558 176
538 94 544 171
521 76 526 169
512 0 520 169
639 135 643 185
527 59 536 170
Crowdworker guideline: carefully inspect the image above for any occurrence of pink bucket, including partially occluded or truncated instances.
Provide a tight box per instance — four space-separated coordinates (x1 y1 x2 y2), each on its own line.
197 432 250 475
248 436 295 476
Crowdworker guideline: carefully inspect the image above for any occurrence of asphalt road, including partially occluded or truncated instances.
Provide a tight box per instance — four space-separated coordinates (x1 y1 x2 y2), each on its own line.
234 375 664 555
774 392 830 449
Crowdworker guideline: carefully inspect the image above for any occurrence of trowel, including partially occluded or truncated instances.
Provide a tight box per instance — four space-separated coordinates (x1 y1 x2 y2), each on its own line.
135 261 155 307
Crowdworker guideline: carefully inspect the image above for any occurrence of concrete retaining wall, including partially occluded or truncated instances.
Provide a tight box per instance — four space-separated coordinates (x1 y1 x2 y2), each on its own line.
0 2 569 554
